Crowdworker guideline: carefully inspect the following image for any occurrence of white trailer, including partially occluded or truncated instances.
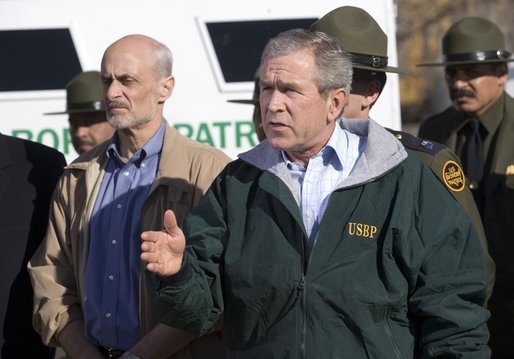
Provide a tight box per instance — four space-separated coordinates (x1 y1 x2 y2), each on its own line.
0 0 401 163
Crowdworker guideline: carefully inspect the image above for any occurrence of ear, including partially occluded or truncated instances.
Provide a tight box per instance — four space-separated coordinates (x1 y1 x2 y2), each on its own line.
361 80 381 108
327 88 348 122
159 76 175 102
497 63 509 87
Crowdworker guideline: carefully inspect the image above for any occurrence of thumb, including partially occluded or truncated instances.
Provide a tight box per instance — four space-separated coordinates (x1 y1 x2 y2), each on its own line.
163 209 180 235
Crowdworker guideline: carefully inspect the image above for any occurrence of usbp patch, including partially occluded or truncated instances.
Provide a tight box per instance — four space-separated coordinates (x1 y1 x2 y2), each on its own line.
442 160 466 192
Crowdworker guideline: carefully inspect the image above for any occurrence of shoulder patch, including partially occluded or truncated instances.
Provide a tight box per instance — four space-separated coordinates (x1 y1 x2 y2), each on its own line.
386 129 446 155
442 160 466 192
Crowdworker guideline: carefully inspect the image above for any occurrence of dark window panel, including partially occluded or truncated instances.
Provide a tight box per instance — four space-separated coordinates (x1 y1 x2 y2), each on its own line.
0 29 82 92
206 18 317 83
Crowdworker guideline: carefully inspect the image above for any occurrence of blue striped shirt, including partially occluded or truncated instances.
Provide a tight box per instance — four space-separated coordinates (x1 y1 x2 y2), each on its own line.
84 121 165 350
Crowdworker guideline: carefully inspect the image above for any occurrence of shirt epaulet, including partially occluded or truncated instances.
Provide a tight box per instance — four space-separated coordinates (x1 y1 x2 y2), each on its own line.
386 129 446 156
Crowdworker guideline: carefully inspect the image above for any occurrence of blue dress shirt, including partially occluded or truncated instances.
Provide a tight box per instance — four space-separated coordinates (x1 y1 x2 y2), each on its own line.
84 121 165 350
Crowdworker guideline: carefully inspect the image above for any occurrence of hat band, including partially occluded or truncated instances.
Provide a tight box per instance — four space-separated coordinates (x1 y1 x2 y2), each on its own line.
350 52 388 69
444 49 512 62
67 100 105 112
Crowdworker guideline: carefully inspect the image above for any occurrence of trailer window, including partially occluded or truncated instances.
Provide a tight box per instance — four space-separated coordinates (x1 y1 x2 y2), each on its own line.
0 29 81 92
206 18 317 83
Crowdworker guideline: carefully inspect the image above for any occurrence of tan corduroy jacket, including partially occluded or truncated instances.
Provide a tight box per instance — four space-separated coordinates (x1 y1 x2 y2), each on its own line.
28 122 230 357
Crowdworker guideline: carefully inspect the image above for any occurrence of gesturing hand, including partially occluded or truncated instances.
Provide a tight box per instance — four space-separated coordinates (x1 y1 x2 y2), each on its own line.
141 209 185 276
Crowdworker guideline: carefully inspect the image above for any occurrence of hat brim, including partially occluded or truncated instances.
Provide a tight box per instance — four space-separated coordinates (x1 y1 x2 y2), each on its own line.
353 63 412 74
417 58 514 67
227 99 258 105
44 108 106 115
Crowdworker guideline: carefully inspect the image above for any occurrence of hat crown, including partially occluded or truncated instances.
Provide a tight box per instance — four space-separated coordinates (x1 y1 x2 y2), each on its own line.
66 71 104 107
311 6 387 58
443 17 506 56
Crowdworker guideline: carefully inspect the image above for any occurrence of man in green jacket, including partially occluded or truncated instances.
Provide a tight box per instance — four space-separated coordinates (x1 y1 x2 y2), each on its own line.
142 29 490 358
230 6 495 302
417 17 514 358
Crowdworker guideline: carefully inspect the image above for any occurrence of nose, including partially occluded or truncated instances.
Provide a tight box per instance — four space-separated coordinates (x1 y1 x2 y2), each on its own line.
447 69 468 89
266 89 284 113
74 125 89 138
104 80 122 101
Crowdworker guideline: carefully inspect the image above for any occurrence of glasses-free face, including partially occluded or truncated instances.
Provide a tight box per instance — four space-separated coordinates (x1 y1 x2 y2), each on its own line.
445 63 508 117
259 49 346 166
68 112 114 154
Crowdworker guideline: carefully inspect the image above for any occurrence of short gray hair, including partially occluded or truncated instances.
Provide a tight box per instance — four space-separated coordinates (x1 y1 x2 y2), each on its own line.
153 40 173 78
260 28 352 97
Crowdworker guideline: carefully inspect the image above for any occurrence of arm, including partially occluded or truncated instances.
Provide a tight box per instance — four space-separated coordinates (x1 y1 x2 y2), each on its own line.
126 323 196 359
28 176 85 347
141 179 226 337
407 165 490 357
58 320 103 359
430 148 495 305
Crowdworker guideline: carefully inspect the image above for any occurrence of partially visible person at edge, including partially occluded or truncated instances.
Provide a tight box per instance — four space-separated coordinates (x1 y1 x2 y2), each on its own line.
28 34 230 359
45 71 115 155
227 70 266 142
0 133 66 358
311 5 494 303
141 29 490 358
417 16 514 359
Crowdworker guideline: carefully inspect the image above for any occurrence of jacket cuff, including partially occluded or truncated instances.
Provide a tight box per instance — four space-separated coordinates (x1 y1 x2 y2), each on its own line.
159 253 193 288
51 306 84 346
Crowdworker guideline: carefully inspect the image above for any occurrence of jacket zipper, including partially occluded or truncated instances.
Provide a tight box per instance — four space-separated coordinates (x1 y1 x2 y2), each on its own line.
299 232 319 359
299 276 307 359
383 309 402 359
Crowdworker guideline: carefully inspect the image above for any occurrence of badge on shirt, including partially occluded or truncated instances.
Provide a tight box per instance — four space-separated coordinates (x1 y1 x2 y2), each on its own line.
442 160 466 192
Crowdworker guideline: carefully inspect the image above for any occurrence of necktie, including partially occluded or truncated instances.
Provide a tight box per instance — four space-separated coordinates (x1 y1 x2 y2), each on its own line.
464 117 483 189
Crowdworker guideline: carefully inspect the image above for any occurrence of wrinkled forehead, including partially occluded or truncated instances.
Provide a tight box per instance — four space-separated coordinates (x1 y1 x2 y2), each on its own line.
260 50 316 78
101 37 155 72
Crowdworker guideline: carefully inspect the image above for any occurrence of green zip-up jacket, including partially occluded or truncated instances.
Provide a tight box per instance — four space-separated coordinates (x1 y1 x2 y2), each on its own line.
151 119 490 358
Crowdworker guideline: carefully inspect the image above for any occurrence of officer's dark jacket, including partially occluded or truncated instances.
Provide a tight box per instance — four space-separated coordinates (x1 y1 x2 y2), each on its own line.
419 92 514 305
150 119 490 358
388 129 494 302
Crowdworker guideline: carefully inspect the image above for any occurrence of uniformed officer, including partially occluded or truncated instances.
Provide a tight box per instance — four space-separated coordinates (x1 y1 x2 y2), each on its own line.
228 70 265 142
417 16 514 358
46 71 114 154
310 6 494 301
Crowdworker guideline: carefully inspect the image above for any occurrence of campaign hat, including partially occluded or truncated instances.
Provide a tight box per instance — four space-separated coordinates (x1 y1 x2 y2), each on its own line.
418 16 514 67
45 70 105 115
311 6 408 74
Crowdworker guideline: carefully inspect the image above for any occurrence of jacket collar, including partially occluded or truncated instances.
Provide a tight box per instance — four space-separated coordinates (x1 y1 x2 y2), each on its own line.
238 118 407 189
64 121 200 196
480 92 506 136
